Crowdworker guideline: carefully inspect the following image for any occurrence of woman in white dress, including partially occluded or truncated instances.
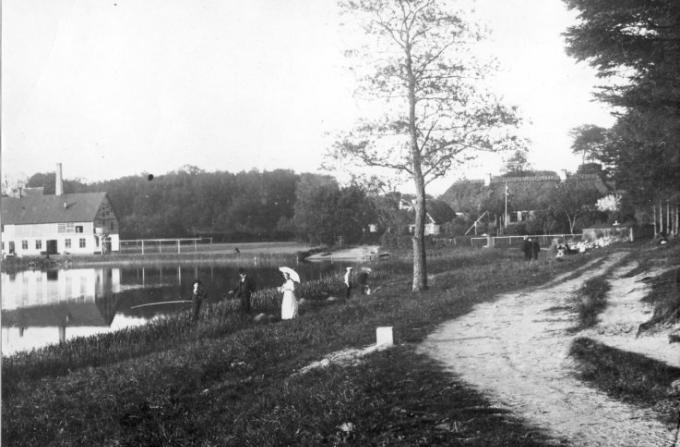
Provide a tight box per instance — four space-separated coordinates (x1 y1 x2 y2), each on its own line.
278 272 298 320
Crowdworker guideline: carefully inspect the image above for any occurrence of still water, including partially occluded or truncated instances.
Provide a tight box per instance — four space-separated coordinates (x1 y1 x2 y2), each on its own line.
1 260 345 356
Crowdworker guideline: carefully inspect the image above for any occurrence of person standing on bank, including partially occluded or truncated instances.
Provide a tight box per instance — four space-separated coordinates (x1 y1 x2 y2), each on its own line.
229 268 256 313
278 267 299 320
191 279 208 322
357 267 371 295
344 267 353 299
531 237 541 261
522 237 533 261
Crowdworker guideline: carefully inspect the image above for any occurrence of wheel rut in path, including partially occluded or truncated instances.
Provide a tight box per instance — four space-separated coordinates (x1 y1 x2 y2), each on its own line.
419 252 677 447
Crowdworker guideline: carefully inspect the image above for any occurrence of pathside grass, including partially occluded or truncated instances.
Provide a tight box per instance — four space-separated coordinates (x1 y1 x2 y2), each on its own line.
570 337 680 425
572 275 612 330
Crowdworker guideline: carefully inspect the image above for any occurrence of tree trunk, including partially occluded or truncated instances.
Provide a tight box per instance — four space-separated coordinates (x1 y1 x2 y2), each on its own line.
412 173 427 292
406 41 427 292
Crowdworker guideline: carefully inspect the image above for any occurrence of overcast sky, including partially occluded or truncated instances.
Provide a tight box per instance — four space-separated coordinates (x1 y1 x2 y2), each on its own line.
1 0 614 195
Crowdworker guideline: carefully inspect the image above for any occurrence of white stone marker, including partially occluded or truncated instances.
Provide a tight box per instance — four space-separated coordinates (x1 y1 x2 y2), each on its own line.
376 326 394 346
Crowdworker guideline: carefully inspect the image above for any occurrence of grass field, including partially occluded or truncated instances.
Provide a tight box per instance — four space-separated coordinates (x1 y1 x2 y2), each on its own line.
3 242 676 446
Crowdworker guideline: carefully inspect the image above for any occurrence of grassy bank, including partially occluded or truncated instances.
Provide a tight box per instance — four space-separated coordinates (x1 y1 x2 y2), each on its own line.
567 240 680 430
625 240 680 332
3 247 591 446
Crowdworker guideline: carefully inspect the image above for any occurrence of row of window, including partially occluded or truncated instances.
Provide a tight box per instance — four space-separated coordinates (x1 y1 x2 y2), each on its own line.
2 238 87 251
57 223 84 233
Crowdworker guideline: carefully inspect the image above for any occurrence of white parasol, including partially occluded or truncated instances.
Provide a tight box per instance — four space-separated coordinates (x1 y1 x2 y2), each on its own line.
278 266 300 283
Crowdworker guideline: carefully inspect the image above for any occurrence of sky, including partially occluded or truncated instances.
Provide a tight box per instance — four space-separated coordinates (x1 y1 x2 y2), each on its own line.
1 0 614 196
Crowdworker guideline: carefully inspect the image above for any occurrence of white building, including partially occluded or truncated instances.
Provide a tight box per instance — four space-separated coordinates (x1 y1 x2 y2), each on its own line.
1 165 120 256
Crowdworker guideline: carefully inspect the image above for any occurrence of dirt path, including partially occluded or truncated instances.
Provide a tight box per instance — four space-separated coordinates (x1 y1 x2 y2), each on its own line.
419 252 677 447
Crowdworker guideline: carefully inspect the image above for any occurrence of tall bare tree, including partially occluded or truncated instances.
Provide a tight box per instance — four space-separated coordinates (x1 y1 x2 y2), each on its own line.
331 0 522 291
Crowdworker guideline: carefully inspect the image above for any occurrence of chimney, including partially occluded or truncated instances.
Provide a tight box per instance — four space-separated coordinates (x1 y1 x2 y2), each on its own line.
55 163 64 196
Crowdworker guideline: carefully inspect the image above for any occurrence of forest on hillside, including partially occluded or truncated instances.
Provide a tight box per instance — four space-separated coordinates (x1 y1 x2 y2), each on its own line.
20 167 408 244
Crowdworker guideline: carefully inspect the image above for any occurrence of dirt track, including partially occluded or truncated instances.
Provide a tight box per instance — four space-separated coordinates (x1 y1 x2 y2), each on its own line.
420 252 678 446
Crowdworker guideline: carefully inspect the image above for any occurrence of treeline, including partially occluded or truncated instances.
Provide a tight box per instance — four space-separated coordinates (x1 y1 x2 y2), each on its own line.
25 167 383 244
564 0 680 205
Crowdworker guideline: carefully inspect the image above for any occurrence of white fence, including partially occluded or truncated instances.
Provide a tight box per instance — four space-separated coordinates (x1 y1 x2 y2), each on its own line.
469 234 582 249
119 237 213 254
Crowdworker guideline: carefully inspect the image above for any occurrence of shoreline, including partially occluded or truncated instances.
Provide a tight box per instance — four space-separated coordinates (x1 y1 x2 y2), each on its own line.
1 241 319 272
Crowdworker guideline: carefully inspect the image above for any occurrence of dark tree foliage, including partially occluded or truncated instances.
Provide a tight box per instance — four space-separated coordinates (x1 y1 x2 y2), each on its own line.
26 168 299 240
569 125 608 165
293 174 377 245
26 173 87 195
563 0 680 203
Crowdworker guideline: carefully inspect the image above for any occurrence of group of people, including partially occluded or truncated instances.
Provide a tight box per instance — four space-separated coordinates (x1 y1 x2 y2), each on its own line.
522 236 541 261
191 264 372 322
191 267 260 322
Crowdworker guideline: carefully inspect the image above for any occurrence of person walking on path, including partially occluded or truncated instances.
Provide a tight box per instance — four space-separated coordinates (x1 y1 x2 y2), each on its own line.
229 268 256 313
278 267 299 320
191 279 208 322
344 267 353 299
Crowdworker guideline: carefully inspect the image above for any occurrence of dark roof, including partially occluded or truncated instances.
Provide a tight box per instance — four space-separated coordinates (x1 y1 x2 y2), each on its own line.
1 192 107 225
439 179 487 213
489 173 560 184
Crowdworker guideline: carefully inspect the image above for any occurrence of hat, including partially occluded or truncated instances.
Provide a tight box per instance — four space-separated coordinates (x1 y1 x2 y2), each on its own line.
346 267 353 270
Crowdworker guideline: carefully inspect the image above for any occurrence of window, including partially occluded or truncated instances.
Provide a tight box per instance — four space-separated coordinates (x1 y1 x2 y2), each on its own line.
110 222 114 231
35 240 42 250
21 240 28 250
65 239 72 249
75 226 84 233
79 238 86 248
58 223 75 233
1 242 4 250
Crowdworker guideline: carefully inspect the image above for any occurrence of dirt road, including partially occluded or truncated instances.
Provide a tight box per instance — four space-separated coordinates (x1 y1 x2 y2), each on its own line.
420 252 678 446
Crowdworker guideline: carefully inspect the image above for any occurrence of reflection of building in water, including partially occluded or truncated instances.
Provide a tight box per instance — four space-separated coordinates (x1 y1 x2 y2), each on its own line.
1 268 121 310
1 268 122 348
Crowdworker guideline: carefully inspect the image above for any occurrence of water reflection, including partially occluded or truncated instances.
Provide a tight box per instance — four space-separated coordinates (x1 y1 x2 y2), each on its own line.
1 260 345 355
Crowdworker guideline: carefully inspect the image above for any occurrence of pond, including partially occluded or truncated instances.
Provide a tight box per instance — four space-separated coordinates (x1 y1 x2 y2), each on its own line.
1 259 349 356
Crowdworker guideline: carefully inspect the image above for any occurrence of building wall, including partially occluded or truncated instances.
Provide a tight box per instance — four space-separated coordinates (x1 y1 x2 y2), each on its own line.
2 221 119 256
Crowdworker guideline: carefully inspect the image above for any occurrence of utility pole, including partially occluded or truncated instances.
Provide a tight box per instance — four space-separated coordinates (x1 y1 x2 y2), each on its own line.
504 183 509 230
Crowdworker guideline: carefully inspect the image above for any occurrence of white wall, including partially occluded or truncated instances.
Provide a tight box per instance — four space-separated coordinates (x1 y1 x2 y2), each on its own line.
2 221 120 256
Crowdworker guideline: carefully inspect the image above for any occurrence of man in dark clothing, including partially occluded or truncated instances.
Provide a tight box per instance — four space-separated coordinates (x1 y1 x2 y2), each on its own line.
531 238 541 260
522 237 533 261
230 268 256 313
191 279 208 322
357 269 370 295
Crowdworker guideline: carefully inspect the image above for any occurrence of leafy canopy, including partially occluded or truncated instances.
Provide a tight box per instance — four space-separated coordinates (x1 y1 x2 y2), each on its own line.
331 0 522 184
